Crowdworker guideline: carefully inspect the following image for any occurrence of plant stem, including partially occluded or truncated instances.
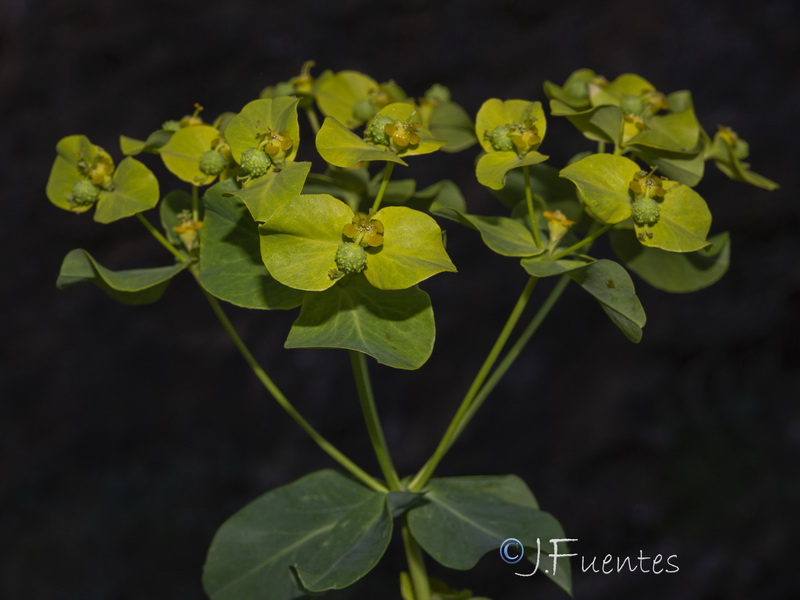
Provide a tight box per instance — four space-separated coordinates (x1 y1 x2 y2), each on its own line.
454 275 571 439
191 185 199 222
201 291 387 493
349 351 402 491
305 106 321 135
551 222 613 260
136 215 386 493
136 213 187 262
371 162 395 213
402 515 431 600
408 276 538 492
598 141 606 154
523 166 543 248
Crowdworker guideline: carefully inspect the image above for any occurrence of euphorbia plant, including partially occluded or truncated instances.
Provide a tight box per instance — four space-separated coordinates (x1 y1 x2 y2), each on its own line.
47 62 777 599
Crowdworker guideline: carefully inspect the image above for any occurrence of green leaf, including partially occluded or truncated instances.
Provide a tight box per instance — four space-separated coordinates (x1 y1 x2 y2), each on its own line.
627 108 700 153
285 275 435 370
119 135 147 156
412 180 467 214
364 206 456 290
559 154 640 224
56 248 189 305
316 70 380 129
550 102 623 147
407 476 572 596
94 157 160 224
199 180 304 310
428 101 477 152
202 470 392 600
46 155 87 213
521 255 593 277
316 116 408 168
260 194 353 291
435 207 543 257
631 147 705 187
225 97 301 163
610 230 730 293
159 124 221 185
475 151 549 191
568 259 646 343
635 180 711 252
234 161 312 222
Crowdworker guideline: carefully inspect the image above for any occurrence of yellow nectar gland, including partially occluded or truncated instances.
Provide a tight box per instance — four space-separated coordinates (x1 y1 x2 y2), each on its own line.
259 129 293 157
384 121 420 149
342 213 385 247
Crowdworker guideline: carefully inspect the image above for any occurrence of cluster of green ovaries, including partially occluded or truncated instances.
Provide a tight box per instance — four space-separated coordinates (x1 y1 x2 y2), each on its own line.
47 65 777 600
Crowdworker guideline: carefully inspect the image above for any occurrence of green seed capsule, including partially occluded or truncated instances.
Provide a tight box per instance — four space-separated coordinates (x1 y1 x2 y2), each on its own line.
631 196 661 226
240 148 271 177
621 94 645 116
486 124 514 152
70 179 101 206
354 99 377 123
366 115 394 146
198 150 226 176
564 79 589 100
335 242 368 274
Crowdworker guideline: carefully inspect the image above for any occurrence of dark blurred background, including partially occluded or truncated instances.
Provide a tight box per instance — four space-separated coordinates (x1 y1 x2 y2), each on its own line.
2 0 799 598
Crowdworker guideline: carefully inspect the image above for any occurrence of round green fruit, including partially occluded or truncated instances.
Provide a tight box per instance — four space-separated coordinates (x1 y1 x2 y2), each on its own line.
486 124 514 152
240 148 271 177
353 99 377 123
367 115 394 146
198 150 226 176
71 179 101 206
335 242 368 274
631 196 661 226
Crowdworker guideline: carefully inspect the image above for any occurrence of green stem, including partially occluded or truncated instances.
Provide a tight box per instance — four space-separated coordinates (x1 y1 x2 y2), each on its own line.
371 162 395 213
598 141 607 154
402 516 430 600
454 275 570 440
349 351 402 491
191 185 199 222
137 214 385 493
408 277 538 492
136 213 187 262
523 166 543 248
305 106 321 135
551 222 613 261
202 292 387 493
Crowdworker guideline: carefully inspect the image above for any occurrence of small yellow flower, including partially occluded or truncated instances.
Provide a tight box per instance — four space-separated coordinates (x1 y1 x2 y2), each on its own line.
543 210 575 253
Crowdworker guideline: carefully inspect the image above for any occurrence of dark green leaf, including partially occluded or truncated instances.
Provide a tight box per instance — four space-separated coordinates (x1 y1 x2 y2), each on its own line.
56 248 189 305
407 476 571 595
568 259 646 342
203 470 392 599
285 275 435 370
610 230 730 293
435 207 543 257
199 181 304 310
